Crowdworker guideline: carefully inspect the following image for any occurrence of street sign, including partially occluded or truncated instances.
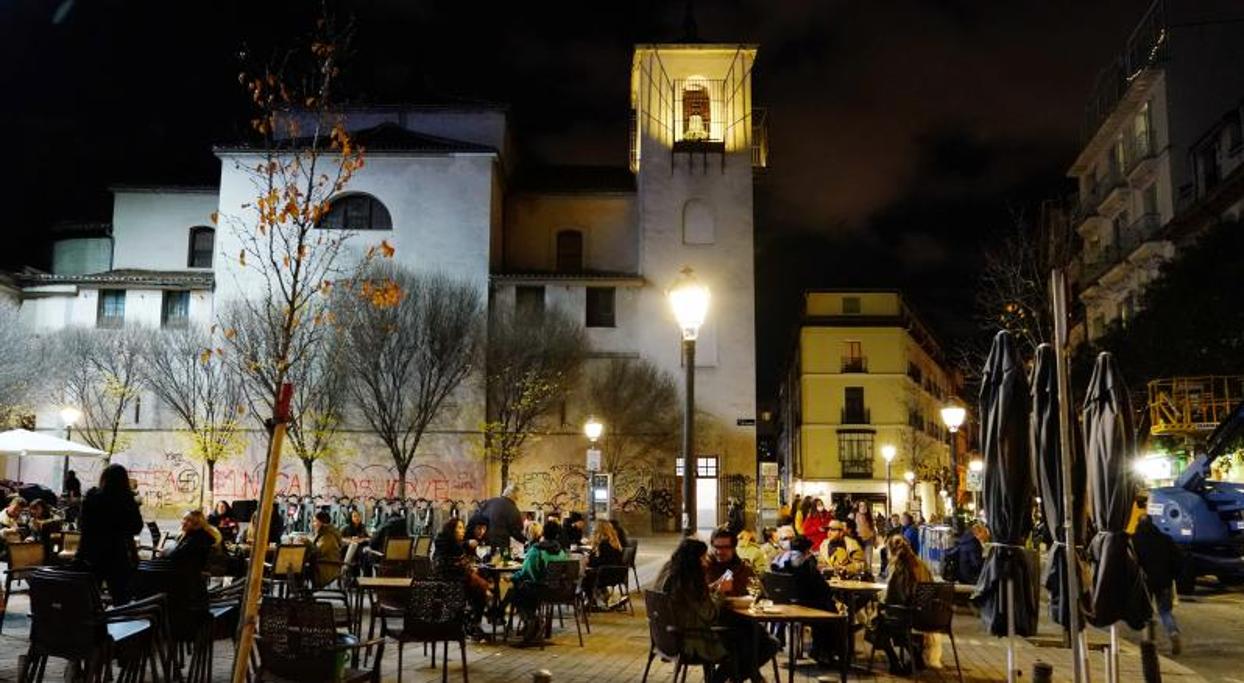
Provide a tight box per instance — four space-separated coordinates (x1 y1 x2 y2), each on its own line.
736 418 756 426
966 469 983 492
586 448 602 471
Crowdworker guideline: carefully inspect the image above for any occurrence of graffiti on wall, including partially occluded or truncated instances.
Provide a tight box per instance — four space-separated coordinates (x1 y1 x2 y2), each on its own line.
513 460 678 518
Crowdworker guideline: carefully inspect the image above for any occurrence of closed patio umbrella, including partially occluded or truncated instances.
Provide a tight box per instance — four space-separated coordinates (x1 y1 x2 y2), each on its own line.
972 331 1038 682
1082 352 1151 680
1031 344 1086 629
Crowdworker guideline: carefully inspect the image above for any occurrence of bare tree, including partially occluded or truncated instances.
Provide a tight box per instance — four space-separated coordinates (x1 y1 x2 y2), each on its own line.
336 264 484 495
485 306 587 489
143 328 248 505
587 357 680 475
896 387 944 482
58 328 145 458
972 212 1052 358
0 305 47 428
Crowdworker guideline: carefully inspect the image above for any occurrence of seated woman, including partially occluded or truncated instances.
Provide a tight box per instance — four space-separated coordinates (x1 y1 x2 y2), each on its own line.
464 515 489 556
871 535 933 674
207 501 239 543
655 538 777 683
307 511 345 588
509 520 568 644
161 509 219 612
584 520 624 608
433 518 492 639
341 509 370 542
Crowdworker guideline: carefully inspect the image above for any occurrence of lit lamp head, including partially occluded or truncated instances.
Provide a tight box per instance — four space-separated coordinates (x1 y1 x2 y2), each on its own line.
584 416 604 444
667 267 710 341
969 458 984 473
903 471 915 485
940 403 966 433
881 444 896 464
60 406 82 428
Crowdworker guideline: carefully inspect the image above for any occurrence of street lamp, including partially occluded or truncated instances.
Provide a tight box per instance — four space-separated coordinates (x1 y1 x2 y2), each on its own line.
881 444 896 519
59 406 82 493
940 402 966 513
669 267 709 534
584 416 603 523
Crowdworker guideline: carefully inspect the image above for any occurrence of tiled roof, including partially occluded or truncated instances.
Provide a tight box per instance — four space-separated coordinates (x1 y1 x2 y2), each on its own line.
17 269 215 290
216 122 496 155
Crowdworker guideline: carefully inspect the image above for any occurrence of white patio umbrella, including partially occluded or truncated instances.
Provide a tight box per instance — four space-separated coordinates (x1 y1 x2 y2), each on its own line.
0 429 108 486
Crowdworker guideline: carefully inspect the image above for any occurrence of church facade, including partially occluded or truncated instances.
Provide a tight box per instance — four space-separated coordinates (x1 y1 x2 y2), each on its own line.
8 42 765 531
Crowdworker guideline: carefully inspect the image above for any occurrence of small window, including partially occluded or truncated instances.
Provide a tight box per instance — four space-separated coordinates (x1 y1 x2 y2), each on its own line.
842 297 861 314
97 290 125 328
674 455 719 477
838 432 875 479
319 193 392 231
585 287 616 328
555 230 583 272
161 291 190 329
188 226 215 268
515 286 545 319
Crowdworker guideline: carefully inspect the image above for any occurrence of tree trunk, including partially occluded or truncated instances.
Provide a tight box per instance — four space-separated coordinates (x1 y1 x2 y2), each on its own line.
500 459 510 492
304 459 314 497
397 462 411 500
206 460 216 508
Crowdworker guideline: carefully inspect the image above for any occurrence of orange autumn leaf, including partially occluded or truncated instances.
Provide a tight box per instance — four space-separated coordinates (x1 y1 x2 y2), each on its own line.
379 240 395 258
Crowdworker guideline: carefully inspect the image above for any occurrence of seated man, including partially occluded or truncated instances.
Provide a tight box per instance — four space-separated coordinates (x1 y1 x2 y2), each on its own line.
819 520 866 578
0 496 27 531
308 511 344 588
771 535 843 665
705 528 754 596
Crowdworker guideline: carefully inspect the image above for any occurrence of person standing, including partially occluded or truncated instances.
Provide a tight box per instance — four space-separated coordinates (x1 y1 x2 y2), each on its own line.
802 498 832 550
900 513 920 556
479 483 526 551
78 464 144 604
726 497 745 535
1133 513 1183 655
854 500 876 574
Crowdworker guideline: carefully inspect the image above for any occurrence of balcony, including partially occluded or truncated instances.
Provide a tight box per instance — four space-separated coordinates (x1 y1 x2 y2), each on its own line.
841 356 868 373
1125 131 1158 184
1079 213 1164 285
1097 170 1131 216
840 457 874 479
841 408 871 425
1081 0 1168 142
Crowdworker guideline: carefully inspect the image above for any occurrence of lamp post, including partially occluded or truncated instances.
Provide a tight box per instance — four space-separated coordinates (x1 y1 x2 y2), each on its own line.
59 406 82 493
969 457 984 516
940 403 966 514
584 416 604 523
903 470 916 514
881 444 896 519
668 267 709 535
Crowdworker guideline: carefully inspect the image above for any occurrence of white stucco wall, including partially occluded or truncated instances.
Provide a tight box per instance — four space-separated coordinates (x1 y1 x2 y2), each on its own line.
504 194 638 272
111 190 220 271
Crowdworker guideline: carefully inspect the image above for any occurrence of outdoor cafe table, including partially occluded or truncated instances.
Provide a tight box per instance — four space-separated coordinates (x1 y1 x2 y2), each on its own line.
477 561 524 640
825 578 886 672
726 596 848 683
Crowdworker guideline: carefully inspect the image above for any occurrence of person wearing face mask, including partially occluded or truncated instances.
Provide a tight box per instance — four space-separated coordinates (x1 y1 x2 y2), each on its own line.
801 498 832 550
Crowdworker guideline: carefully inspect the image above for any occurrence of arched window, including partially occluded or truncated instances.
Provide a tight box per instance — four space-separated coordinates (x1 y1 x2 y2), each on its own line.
319 193 392 231
555 230 583 272
682 199 715 244
187 226 215 268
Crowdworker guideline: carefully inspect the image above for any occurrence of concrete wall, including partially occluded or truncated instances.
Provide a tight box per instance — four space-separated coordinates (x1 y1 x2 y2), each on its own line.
504 193 638 273
111 191 220 271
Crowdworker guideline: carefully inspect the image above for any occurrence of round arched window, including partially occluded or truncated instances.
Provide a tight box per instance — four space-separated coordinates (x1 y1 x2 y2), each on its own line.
319 193 392 231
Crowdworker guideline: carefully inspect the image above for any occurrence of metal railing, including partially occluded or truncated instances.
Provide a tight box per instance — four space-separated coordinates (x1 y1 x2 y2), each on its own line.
1149 376 1244 436
841 356 868 373
1082 0 1168 141
1079 212 1163 283
1125 130 1156 173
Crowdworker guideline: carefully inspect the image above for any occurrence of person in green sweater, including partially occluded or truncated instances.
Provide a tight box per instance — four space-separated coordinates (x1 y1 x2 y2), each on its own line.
509 519 568 643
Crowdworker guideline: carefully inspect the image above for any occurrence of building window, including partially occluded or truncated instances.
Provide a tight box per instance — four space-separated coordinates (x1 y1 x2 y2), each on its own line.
838 432 874 479
842 387 868 424
555 230 583 272
675 455 719 477
1225 110 1242 152
161 291 190 329
585 287 616 328
842 297 861 314
515 286 545 319
97 290 125 328
318 193 392 231
187 226 214 268
841 341 866 373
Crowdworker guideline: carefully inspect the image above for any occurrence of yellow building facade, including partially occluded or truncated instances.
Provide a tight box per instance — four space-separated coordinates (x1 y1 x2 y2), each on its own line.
779 291 957 517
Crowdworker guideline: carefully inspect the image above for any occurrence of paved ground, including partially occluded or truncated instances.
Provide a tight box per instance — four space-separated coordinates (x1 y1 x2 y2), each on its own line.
0 535 1208 682
1115 578 1244 682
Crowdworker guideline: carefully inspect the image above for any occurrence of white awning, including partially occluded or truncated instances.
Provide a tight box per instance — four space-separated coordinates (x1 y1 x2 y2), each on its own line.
0 429 108 457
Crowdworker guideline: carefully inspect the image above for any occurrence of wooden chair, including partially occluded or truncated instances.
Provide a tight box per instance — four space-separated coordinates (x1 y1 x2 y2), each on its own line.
381 579 468 683
264 544 309 597
56 531 81 562
413 535 432 558
2 540 46 634
640 589 733 683
255 596 384 683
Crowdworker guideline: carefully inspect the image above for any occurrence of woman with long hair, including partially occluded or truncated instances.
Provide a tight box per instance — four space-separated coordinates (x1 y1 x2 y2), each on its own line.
78 464 144 604
801 497 832 550
872 535 934 673
433 518 491 638
584 520 624 609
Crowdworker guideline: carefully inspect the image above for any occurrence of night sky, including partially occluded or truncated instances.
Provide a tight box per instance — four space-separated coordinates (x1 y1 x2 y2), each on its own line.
2 0 1154 398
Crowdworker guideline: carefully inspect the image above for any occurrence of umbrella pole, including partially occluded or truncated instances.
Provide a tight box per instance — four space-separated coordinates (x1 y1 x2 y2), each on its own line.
1007 576 1017 683
1109 624 1120 683
1051 270 1085 683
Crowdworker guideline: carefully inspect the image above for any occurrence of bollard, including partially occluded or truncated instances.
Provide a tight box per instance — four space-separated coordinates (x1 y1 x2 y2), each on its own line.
533 669 553 683
1140 640 1162 683
1032 661 1053 683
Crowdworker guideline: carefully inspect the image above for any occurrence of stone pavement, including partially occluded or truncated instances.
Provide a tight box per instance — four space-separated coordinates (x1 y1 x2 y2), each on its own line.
0 535 1206 682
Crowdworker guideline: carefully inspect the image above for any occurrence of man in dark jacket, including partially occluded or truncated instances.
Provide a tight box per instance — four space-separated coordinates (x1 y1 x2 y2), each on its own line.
480 484 526 549
944 520 985 584
1133 513 1182 655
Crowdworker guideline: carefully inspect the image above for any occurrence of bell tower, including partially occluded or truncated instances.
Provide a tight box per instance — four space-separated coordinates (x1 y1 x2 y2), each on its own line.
629 43 760 521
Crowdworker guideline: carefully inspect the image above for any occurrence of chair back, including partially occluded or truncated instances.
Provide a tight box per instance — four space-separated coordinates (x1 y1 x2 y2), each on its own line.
413 535 432 557
384 536 414 561
8 540 46 569
642 590 681 659
401 579 466 641
342 540 360 566
540 559 581 603
761 571 800 604
60 531 81 554
625 539 639 566
147 521 161 547
257 597 338 682
411 554 433 578
28 569 105 660
136 559 209 640
273 544 308 576
911 582 955 634
597 562 629 589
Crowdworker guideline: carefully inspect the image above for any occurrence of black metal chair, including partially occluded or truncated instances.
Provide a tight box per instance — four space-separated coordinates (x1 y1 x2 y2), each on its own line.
626 539 641 589
19 568 159 683
640 589 733 683
2 540 45 634
255 596 384 683
593 557 634 615
867 582 963 682
538 559 588 647
134 558 214 683
381 579 468 683
761 571 805 658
